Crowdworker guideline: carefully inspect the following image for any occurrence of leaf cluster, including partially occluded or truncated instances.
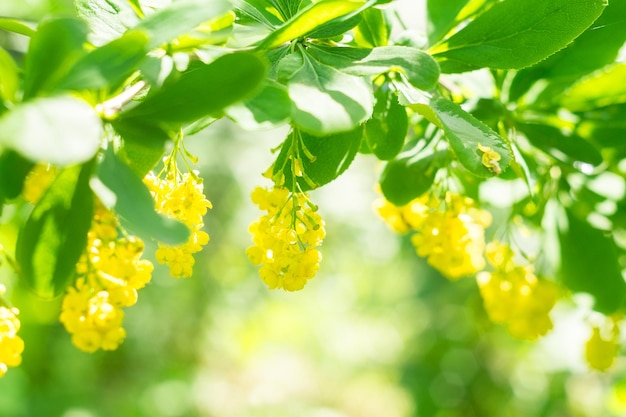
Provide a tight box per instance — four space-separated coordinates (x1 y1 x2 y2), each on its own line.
0 0 625 317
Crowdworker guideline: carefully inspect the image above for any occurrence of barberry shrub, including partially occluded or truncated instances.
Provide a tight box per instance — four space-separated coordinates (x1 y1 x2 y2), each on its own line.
0 0 625 378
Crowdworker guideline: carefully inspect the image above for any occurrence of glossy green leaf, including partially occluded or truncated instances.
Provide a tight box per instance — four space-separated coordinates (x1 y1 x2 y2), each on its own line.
429 97 511 177
558 64 626 111
233 0 285 27
56 31 149 91
96 148 190 245
353 7 388 47
118 52 265 127
75 0 140 45
277 50 373 134
274 127 363 191
0 47 19 103
431 0 607 73
364 86 408 160
577 119 626 148
559 208 626 314
16 163 94 299
508 0 626 103
305 14 361 39
380 150 443 206
112 119 170 177
256 0 367 50
22 18 88 99
0 17 35 36
0 150 34 201
0 96 103 166
307 45 440 91
517 122 603 167
225 80 292 130
270 0 305 20
426 0 470 45
136 0 231 50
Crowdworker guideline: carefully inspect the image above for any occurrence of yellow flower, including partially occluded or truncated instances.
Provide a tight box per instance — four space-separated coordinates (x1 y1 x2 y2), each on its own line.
477 242 558 340
22 163 57 204
585 317 620 371
59 204 153 353
0 305 24 378
412 193 490 280
478 143 502 174
144 171 212 278
247 186 325 291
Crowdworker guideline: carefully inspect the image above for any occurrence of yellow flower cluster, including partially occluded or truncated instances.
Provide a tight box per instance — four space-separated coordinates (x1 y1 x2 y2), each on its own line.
0 286 24 378
59 205 153 352
477 143 502 175
585 316 620 371
376 192 491 279
22 163 57 204
144 171 212 278
476 242 558 340
247 186 325 291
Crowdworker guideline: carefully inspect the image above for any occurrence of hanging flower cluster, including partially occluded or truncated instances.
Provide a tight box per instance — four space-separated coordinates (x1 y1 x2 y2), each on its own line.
59 204 153 352
247 186 325 291
585 315 621 371
377 191 491 279
0 285 24 378
21 163 57 204
144 170 212 279
476 241 558 340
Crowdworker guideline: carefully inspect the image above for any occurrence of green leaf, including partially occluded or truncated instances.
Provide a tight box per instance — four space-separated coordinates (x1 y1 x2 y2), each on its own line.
274 127 363 190
557 63 626 111
95 147 190 245
0 96 103 166
380 150 443 206
577 119 626 148
352 7 388 47
118 52 266 127
426 0 470 45
431 0 607 73
516 122 603 167
75 0 140 46
508 0 626 103
55 31 149 91
112 119 170 177
0 47 19 103
136 0 231 50
16 162 95 299
277 50 373 134
0 17 35 36
307 44 440 91
429 97 511 177
305 13 361 39
559 208 626 314
364 86 408 160
256 0 368 50
225 80 292 130
233 0 285 27
22 17 89 99
269 0 305 20
0 150 34 201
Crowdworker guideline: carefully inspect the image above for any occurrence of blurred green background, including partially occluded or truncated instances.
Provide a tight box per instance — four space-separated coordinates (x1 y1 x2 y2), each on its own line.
2 1 626 416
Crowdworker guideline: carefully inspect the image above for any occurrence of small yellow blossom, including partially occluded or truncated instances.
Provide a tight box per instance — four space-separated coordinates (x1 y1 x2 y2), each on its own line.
22 163 57 204
0 286 24 377
477 241 558 340
478 143 502 174
247 186 325 291
59 204 153 352
144 171 212 278
379 192 490 280
585 316 620 371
